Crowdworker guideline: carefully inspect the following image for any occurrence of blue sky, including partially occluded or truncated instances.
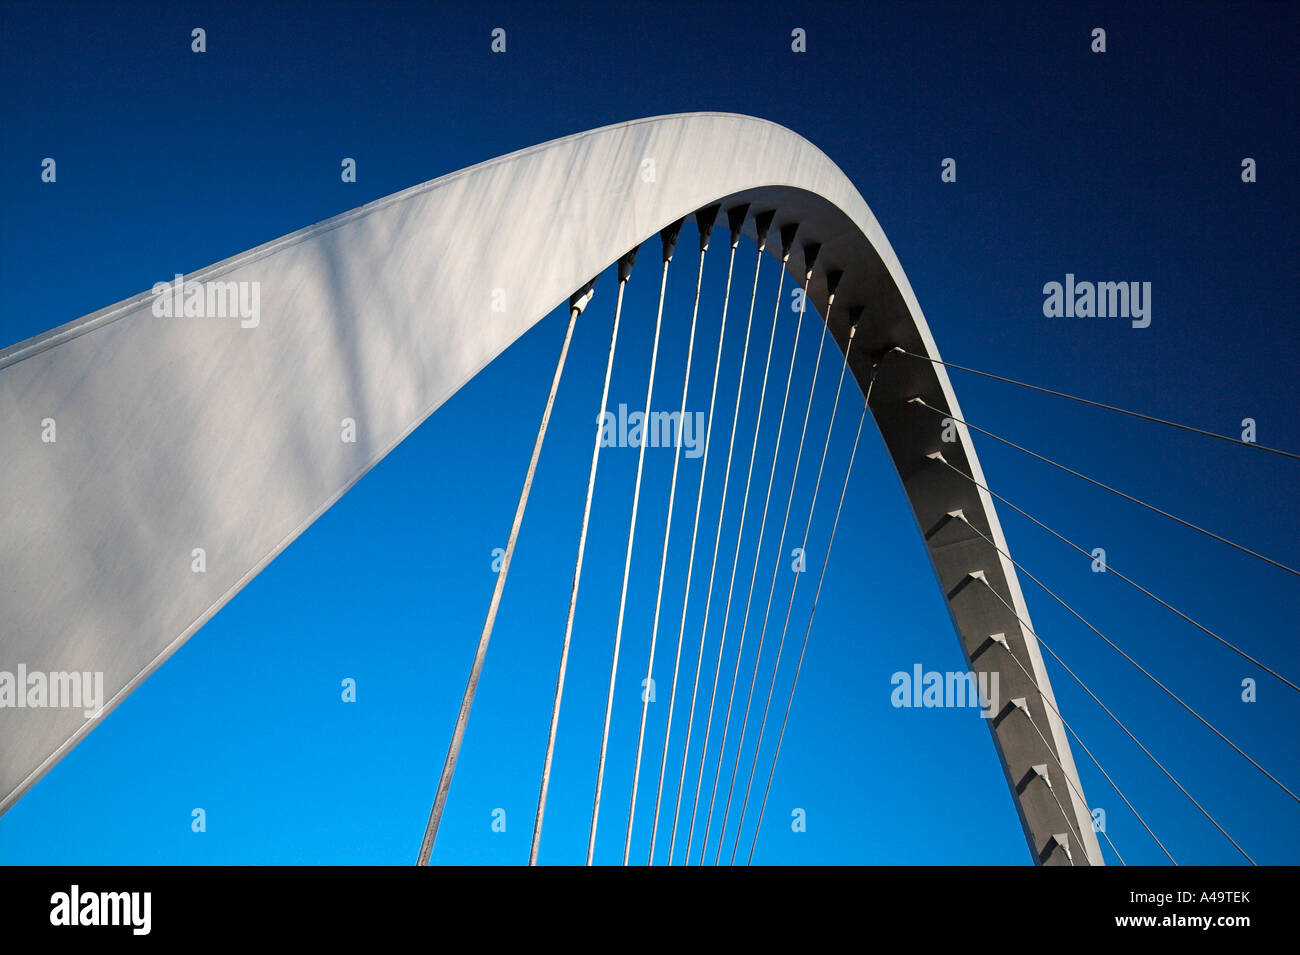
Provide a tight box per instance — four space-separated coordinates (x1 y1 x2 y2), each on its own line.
1 0 1296 865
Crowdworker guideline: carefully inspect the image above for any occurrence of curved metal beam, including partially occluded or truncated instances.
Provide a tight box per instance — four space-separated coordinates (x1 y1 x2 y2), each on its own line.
0 112 1101 864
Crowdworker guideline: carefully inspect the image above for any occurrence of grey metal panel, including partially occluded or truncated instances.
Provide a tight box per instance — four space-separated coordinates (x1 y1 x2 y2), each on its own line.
0 112 1101 864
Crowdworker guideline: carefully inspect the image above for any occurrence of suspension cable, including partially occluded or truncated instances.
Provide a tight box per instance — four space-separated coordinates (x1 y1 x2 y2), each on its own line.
943 499 1300 805
697 228 806 864
625 208 718 865
745 358 880 865
417 281 595 866
911 398 1300 577
528 252 638 865
933 457 1299 693
1022 751 1083 866
1044 791 1081 866
897 348 1300 460
587 221 682 865
650 205 749 865
990 626 1172 863
683 221 788 864
714 256 828 864
667 211 773 864
1016 676 1127 863
970 570 1258 864
726 295 852 865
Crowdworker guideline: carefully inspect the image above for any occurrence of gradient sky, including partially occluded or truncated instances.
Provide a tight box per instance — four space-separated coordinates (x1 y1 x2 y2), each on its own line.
1 0 1296 865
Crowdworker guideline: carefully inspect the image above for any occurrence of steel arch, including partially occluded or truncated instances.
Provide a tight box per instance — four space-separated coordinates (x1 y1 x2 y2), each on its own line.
0 113 1101 864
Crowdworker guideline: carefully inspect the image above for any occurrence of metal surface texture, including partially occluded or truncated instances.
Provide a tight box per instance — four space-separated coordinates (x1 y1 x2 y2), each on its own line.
0 112 1102 864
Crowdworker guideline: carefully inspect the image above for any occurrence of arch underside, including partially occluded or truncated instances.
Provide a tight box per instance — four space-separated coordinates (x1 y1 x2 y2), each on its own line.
0 112 1102 864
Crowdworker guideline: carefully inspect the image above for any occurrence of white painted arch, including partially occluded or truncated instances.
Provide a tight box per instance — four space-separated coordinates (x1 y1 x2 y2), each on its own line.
0 112 1101 864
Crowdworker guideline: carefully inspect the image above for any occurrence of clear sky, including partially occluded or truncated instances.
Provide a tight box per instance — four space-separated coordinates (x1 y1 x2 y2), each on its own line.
1 0 1296 866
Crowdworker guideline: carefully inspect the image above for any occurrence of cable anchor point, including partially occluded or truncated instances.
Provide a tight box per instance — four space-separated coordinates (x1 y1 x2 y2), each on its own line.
618 245 641 284
569 279 596 316
779 223 799 263
660 218 685 263
726 204 750 250
753 210 776 252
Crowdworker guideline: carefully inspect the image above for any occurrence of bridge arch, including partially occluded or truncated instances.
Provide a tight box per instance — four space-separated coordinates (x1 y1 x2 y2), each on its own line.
0 112 1101 864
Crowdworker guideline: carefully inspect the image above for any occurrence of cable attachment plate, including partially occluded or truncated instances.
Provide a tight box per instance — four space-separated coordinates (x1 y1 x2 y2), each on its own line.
695 204 720 251
727 204 750 249
802 242 821 280
753 209 775 251
569 279 596 316
618 245 640 284
779 222 799 262
660 218 685 263
825 269 844 303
